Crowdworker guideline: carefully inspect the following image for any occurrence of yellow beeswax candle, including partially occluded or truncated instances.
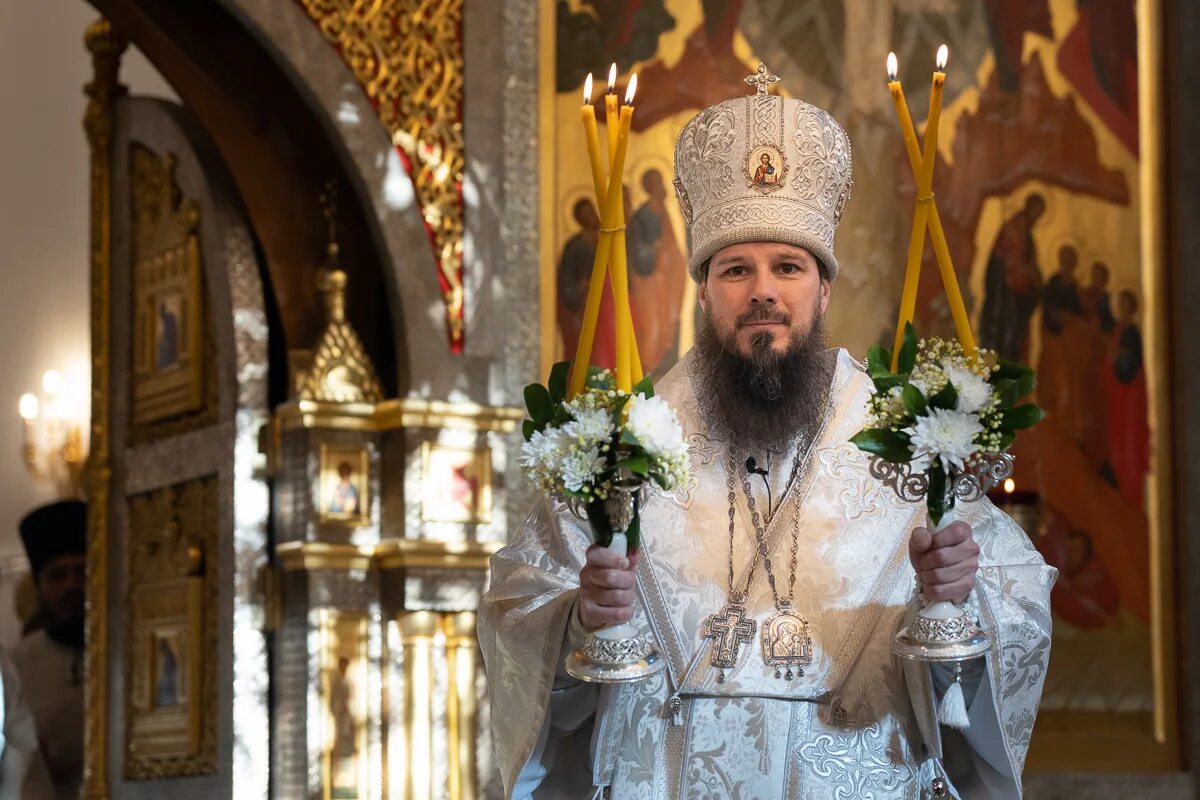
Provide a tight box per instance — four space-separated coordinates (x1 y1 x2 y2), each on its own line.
581 73 608 208
605 63 619 166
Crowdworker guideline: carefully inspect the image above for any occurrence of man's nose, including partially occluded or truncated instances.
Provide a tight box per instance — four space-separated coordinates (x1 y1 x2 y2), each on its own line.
749 268 779 304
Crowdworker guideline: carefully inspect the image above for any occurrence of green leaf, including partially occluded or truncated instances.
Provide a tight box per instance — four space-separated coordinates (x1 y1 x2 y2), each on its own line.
626 506 642 550
524 383 553 425
617 454 650 476
997 431 1016 450
897 322 919 374
1016 371 1037 400
633 373 655 398
901 384 927 416
872 374 903 392
927 379 958 411
867 344 891 376
522 419 536 441
994 378 1021 408
993 358 1034 382
620 429 641 447
548 360 570 404
850 429 913 464
1003 404 1045 430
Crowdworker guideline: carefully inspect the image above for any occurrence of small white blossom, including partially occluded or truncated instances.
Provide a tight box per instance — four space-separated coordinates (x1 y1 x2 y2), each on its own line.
882 385 905 416
560 446 605 492
626 394 686 457
905 407 984 472
561 406 613 447
520 428 564 470
944 363 993 415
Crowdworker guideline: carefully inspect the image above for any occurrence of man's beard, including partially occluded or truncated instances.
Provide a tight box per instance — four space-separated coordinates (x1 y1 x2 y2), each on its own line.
693 305 835 455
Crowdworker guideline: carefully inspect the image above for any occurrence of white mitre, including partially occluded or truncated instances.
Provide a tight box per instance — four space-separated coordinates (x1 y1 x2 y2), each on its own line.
673 63 854 281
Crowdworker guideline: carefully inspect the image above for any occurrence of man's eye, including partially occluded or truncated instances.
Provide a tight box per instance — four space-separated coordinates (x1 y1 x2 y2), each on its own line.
778 262 801 274
725 265 748 277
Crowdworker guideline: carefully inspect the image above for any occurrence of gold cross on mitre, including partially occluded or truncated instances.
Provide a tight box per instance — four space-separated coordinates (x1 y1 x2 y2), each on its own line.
745 62 780 95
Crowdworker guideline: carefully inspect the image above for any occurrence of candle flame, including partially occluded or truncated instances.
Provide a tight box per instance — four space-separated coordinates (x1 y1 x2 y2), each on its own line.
936 44 949 71
886 52 898 82
1003 478 1016 494
625 73 638 104
583 73 593 104
607 63 617 93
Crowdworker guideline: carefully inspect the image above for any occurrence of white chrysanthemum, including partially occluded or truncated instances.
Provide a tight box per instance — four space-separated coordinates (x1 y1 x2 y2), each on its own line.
560 446 605 492
561 406 613 447
944 363 993 415
520 428 565 470
905 407 984 472
626 393 686 457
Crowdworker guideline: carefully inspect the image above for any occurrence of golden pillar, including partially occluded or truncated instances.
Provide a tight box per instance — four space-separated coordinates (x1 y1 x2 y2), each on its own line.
82 18 127 800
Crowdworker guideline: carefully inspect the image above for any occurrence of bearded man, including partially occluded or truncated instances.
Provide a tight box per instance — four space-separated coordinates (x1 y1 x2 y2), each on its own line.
480 71 1055 799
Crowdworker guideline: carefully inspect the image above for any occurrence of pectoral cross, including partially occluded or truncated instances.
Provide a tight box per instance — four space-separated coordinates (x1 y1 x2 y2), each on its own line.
745 62 780 95
703 599 756 683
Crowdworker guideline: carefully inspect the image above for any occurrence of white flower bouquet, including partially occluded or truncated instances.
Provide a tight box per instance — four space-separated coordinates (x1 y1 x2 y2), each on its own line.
520 361 690 548
851 324 1043 524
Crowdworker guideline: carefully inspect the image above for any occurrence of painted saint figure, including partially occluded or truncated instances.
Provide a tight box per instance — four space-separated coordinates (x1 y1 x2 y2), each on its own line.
753 151 778 186
329 462 360 516
979 194 1046 361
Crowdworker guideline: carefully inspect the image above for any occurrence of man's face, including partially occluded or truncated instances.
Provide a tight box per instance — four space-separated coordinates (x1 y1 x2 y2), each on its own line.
38 553 85 625
699 242 829 357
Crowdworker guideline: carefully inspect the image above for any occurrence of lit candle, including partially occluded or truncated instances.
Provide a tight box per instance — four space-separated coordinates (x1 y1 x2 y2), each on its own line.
608 75 638 392
891 45 949 370
581 74 608 207
605 63 619 166
569 74 613 396
19 392 38 467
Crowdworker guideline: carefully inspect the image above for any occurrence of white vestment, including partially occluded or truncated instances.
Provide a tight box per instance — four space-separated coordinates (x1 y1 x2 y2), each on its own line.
480 349 1056 799
12 632 82 800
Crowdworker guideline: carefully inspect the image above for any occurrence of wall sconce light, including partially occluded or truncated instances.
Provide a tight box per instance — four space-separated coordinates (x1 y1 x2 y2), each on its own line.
19 369 87 497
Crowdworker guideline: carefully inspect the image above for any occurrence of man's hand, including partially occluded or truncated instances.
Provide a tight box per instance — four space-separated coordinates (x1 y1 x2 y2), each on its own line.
578 545 639 632
909 521 980 604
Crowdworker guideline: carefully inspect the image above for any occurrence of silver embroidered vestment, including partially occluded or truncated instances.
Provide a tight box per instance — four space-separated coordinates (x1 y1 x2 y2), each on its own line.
479 350 1056 799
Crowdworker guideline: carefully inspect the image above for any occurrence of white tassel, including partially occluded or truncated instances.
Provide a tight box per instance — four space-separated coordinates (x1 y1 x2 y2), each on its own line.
939 663 970 730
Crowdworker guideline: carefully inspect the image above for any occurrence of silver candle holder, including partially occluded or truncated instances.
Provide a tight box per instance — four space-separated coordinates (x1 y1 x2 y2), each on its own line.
565 479 666 683
869 453 1014 662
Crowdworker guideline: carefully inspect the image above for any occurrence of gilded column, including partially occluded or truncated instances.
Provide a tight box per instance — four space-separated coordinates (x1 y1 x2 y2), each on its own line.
82 18 126 800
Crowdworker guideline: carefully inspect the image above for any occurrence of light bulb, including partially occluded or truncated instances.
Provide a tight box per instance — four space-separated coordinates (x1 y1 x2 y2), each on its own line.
42 370 62 396
18 393 39 421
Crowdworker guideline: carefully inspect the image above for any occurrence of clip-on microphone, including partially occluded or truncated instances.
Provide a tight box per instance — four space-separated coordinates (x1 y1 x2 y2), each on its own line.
744 456 773 517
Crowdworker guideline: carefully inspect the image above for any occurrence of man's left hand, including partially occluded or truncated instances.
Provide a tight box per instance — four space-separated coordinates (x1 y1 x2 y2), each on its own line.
909 521 980 604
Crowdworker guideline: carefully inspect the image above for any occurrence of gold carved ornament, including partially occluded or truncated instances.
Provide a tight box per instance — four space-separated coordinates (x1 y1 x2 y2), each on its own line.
125 476 219 778
83 17 126 800
297 184 385 404
129 144 216 435
296 0 467 351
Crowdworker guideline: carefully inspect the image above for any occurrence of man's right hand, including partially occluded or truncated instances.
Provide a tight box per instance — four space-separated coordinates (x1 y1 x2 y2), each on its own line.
578 545 640 632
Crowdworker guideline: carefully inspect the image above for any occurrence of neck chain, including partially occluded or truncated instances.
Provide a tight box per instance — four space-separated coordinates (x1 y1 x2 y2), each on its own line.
701 442 815 682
